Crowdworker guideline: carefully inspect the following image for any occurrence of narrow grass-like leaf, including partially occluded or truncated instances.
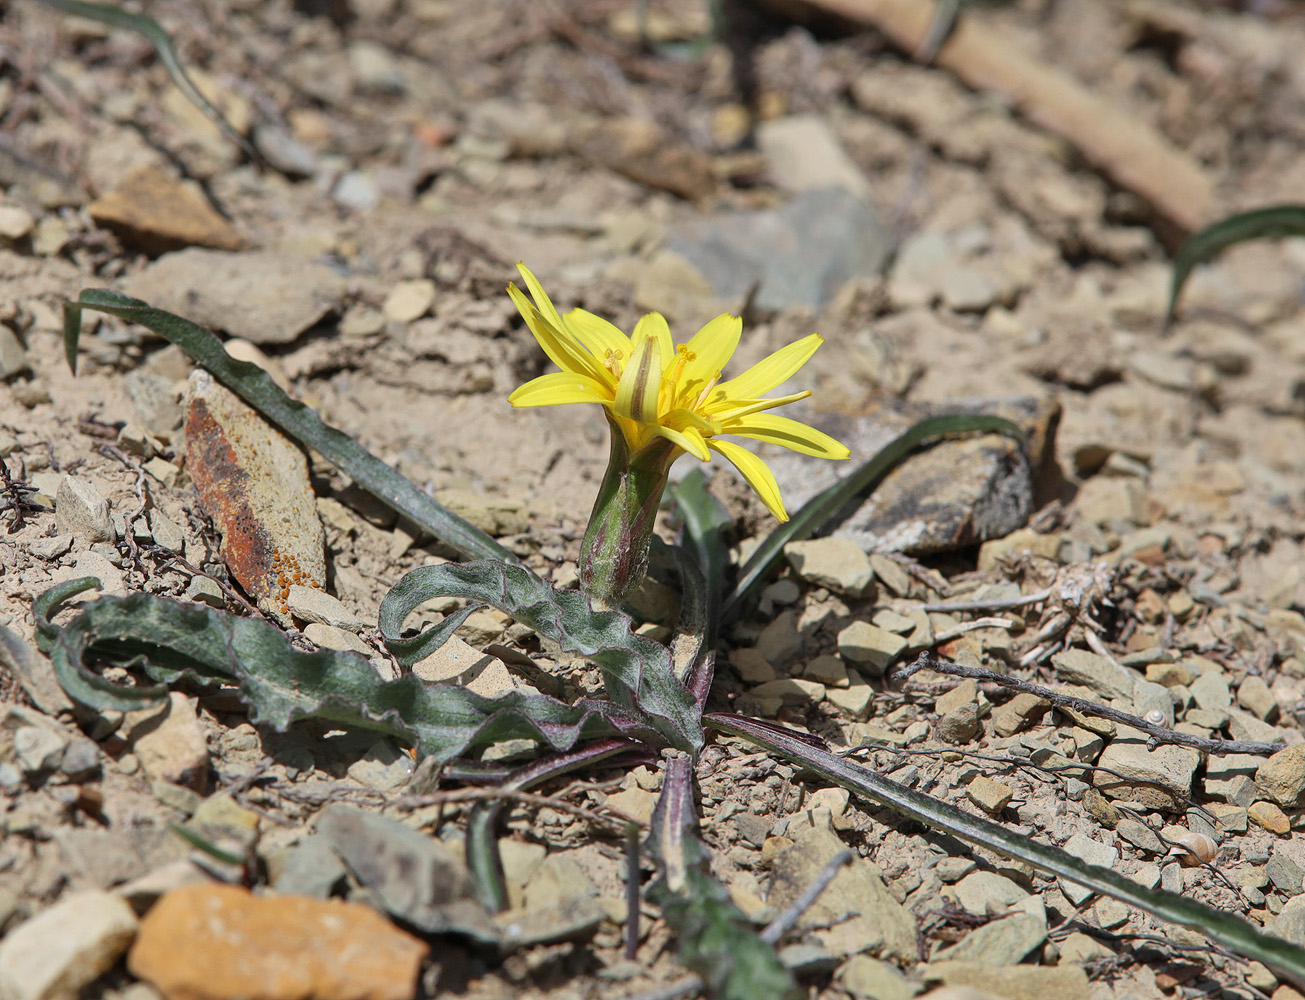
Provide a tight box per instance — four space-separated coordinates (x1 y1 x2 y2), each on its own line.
667 470 731 702
379 561 702 753
169 823 246 868
707 712 1305 984
31 0 259 163
38 578 637 762
722 415 1023 623
648 755 799 1000
64 291 516 566
669 468 731 643
1167 204 1305 324
466 739 643 912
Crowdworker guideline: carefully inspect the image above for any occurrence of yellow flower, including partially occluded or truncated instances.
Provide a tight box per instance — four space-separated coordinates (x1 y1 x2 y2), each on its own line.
506 263 850 520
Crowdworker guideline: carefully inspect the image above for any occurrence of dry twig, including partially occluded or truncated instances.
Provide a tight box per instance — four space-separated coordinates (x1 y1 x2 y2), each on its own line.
895 653 1282 756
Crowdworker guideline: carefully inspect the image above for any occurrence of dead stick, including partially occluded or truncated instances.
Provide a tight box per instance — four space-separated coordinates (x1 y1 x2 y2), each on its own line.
762 0 1215 235
895 653 1281 756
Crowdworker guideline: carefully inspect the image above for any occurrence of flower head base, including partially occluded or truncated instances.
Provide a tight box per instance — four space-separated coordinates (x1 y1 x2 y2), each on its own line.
507 263 849 523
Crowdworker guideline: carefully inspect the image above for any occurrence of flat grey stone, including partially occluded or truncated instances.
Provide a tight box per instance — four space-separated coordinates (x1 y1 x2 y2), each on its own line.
185 576 226 609
1228 709 1282 744
666 187 890 312
28 534 73 560
14 725 68 774
496 895 608 950
252 124 319 177
1190 671 1232 714
273 835 348 898
344 738 414 792
55 829 155 889
1116 818 1163 855
148 509 184 554
939 266 998 313
1051 649 1135 701
769 825 916 961
935 910 1047 966
1258 746 1305 808
841 955 916 1000
286 585 365 631
1132 680 1173 727
953 871 1028 917
316 803 497 942
59 738 102 781
838 621 907 677
124 370 183 435
756 115 872 198
764 396 1052 556
1268 854 1304 896
1060 833 1119 905
936 704 981 744
125 248 346 345
1093 728 1200 811
785 537 874 595
1268 895 1305 946
55 476 113 543
0 326 30 379
777 942 839 975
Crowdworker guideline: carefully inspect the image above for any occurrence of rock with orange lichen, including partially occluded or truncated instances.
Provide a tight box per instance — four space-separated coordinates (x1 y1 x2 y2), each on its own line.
183 370 325 625
127 884 427 1000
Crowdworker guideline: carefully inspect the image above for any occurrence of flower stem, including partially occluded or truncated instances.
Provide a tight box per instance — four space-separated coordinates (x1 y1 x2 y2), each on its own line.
580 420 677 608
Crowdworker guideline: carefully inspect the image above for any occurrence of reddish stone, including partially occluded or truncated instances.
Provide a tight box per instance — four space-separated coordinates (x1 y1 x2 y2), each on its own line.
183 371 325 624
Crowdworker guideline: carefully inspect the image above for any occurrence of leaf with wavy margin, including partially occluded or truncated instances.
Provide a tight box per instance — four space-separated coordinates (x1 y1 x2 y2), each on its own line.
36 578 640 762
378 560 701 754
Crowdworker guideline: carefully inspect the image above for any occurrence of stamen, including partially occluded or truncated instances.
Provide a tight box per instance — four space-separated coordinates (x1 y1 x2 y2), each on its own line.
660 345 696 414
604 348 625 378
691 371 723 410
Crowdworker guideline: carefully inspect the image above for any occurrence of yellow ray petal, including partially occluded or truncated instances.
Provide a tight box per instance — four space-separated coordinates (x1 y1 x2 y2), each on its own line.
508 371 610 408
721 413 851 459
678 313 741 401
702 390 812 422
662 407 720 436
631 313 674 372
565 308 631 368
516 262 567 333
508 284 610 386
651 423 710 461
711 333 824 402
613 333 663 424
708 439 788 521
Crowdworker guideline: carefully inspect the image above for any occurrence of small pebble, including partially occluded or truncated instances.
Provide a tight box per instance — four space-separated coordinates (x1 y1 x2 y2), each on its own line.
1249 801 1292 836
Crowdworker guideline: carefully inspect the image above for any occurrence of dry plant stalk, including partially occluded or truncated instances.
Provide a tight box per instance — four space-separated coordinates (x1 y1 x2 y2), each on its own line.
763 0 1216 237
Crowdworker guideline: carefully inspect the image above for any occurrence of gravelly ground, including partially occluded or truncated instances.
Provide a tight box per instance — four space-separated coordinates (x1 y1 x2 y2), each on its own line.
4 1 1305 998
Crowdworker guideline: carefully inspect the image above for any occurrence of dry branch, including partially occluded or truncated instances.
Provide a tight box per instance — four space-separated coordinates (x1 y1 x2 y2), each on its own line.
765 0 1217 237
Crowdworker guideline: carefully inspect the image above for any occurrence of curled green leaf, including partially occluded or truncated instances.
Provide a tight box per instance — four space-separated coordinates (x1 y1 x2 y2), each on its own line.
379 560 702 754
1167 204 1305 325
